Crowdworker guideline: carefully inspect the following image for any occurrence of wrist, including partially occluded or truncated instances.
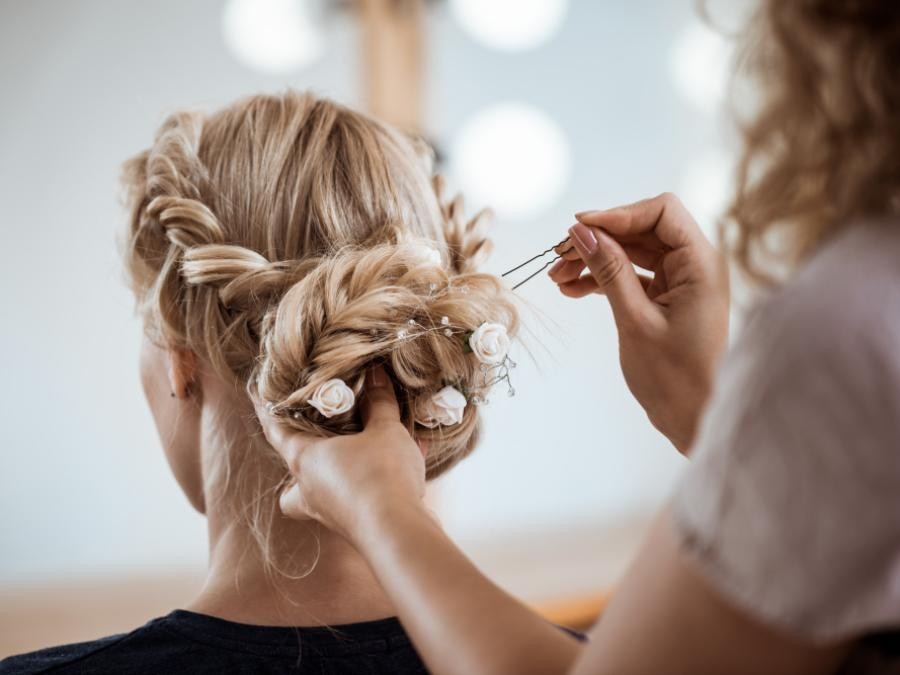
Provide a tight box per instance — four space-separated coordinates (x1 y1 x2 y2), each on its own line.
667 423 697 456
664 378 714 456
347 494 433 552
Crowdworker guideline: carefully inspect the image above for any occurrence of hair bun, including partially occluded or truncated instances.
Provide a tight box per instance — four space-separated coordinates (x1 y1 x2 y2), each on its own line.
254 241 518 477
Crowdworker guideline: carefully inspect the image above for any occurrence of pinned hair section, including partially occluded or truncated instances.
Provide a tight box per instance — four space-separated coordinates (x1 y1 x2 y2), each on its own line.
251 242 518 479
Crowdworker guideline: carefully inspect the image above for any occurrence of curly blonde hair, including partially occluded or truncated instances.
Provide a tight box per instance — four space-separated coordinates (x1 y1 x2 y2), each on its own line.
725 0 900 284
121 92 517 562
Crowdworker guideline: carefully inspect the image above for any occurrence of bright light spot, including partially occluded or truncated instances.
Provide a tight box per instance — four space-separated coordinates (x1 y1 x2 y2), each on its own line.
222 0 324 74
450 0 568 52
679 149 734 238
671 21 733 114
451 103 571 221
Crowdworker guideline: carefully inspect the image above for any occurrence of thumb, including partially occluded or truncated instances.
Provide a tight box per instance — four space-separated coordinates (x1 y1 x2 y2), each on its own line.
362 366 401 428
568 223 654 327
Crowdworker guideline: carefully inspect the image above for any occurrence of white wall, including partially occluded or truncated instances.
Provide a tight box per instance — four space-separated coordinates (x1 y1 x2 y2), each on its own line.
0 0 736 585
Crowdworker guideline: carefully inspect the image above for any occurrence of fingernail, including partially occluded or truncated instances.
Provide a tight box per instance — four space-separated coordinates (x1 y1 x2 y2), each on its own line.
575 210 603 219
547 258 566 277
569 223 598 254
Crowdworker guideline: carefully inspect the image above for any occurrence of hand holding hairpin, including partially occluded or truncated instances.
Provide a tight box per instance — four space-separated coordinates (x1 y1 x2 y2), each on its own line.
500 237 575 290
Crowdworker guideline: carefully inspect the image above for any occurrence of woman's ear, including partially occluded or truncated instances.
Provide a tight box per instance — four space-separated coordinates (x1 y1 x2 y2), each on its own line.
167 348 199 399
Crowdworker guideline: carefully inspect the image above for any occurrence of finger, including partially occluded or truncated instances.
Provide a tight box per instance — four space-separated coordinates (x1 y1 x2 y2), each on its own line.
558 271 654 299
614 231 669 251
568 223 657 326
648 263 668 299
575 193 703 249
556 239 664 271
361 366 402 427
252 396 290 447
552 237 573 256
621 244 664 271
557 275 599 298
279 482 313 521
557 245 582 262
548 257 586 284
252 395 317 469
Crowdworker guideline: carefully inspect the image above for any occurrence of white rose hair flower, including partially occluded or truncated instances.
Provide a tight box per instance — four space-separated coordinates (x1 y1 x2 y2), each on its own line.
307 378 356 418
410 242 442 267
468 322 510 366
416 385 467 428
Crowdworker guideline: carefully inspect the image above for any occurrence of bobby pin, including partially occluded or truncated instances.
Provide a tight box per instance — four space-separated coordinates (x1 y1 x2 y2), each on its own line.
500 238 573 290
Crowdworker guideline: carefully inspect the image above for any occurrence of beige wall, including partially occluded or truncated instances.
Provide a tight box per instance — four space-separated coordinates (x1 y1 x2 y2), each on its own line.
0 571 204 657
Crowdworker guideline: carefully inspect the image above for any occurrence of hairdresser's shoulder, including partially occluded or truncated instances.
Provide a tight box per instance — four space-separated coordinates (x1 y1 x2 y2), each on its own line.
758 219 900 350
0 617 176 674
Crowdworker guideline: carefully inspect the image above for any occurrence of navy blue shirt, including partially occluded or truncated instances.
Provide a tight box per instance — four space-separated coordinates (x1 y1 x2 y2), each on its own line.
0 610 429 674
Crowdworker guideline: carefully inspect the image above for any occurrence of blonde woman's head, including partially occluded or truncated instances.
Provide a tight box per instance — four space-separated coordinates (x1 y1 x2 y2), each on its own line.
726 1 900 284
122 91 517 560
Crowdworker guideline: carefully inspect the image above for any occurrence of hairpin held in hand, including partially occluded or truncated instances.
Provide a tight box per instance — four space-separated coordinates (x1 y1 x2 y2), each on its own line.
501 238 573 290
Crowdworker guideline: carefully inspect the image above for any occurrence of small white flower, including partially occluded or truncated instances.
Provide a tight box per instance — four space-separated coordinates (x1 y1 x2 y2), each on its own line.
468 322 510 366
416 385 467 428
307 378 355 418
411 242 442 267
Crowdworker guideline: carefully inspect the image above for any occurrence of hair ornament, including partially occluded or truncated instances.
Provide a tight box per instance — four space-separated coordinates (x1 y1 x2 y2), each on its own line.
415 385 467 428
392 318 517 414
307 378 356 418
464 322 516 397
471 392 490 406
478 355 517 398
410 242 443 267
468 322 510 366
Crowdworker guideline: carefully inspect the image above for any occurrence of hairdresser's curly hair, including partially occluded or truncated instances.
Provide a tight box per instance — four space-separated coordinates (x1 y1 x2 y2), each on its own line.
725 0 900 284
122 91 517 488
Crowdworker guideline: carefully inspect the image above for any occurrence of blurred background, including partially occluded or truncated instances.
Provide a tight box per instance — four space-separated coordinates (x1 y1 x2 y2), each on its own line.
0 0 746 656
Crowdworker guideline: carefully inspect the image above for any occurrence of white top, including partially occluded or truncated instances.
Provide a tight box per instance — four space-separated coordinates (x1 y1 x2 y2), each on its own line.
673 221 900 655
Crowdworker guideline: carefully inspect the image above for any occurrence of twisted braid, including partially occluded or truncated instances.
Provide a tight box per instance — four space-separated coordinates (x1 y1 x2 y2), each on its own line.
181 245 310 310
124 111 265 377
138 112 224 252
147 197 225 250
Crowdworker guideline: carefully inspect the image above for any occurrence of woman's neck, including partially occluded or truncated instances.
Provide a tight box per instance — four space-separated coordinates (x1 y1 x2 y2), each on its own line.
187 493 396 627
185 388 396 627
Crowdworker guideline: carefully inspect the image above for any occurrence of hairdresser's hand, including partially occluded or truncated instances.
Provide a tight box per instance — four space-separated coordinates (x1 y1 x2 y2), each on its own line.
548 193 729 454
254 367 427 544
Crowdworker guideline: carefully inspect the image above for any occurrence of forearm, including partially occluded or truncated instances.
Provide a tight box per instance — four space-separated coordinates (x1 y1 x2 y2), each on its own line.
355 501 583 675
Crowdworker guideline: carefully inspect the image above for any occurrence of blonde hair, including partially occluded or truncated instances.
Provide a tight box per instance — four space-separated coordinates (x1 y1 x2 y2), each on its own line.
725 1 900 285
122 91 517 561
